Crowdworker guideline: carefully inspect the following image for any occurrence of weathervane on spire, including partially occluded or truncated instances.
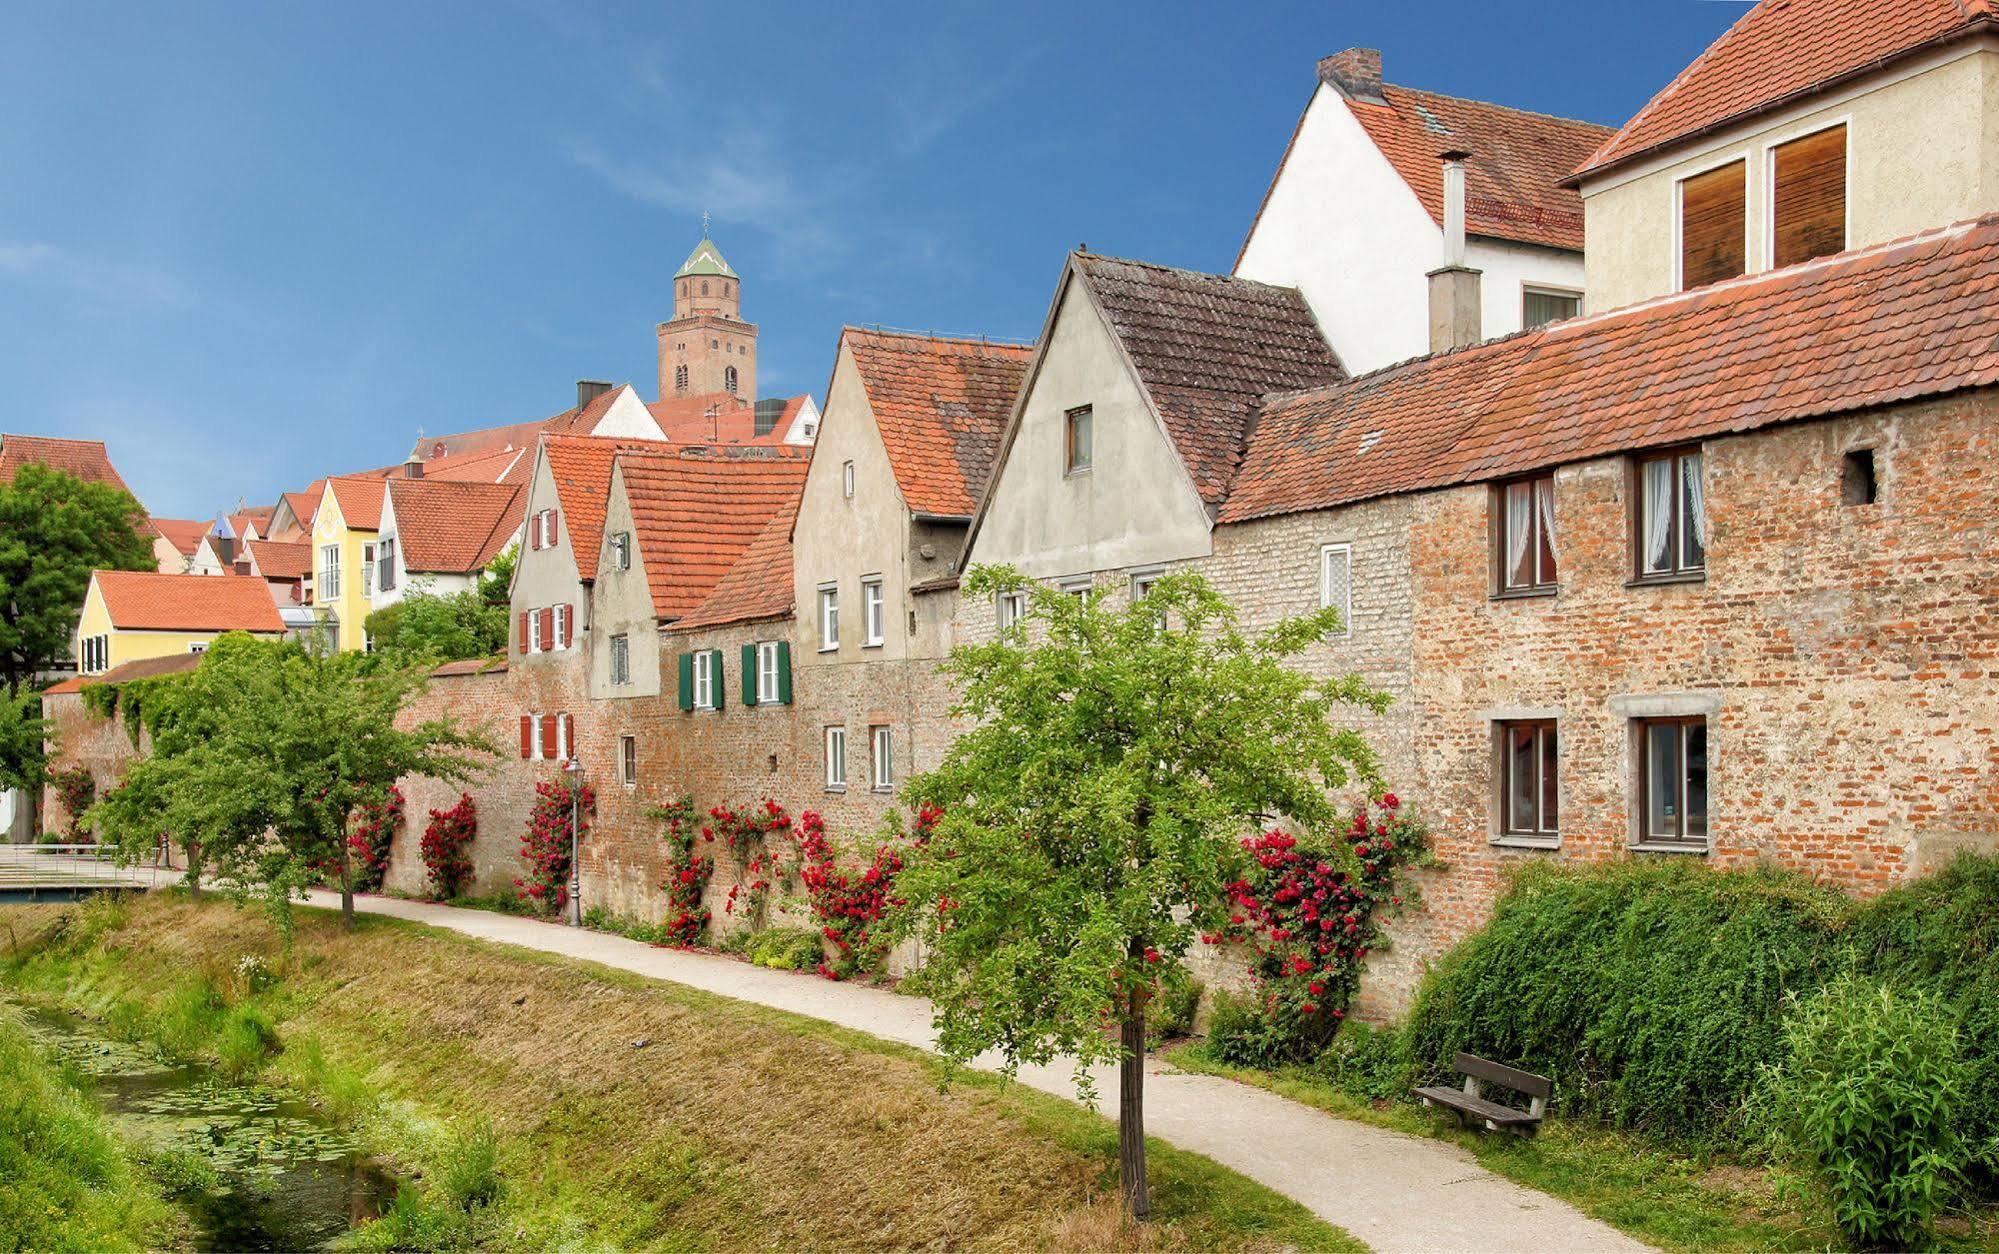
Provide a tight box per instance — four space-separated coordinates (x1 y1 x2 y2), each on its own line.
701 210 711 237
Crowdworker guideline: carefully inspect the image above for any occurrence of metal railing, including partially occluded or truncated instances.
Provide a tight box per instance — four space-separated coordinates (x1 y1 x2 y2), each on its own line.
0 843 163 889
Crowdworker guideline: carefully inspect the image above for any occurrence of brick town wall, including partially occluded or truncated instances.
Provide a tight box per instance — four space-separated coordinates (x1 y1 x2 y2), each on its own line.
1400 392 1999 993
38 691 148 839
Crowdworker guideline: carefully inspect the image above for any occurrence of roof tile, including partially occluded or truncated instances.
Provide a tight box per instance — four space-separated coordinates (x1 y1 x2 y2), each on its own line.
617 448 811 621
0 434 135 497
845 329 1032 517
92 571 287 633
387 479 524 573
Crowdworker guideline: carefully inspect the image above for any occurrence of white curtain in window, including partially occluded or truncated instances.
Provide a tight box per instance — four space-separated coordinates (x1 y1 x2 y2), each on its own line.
1534 476 1558 583
1505 482 1533 586
1643 459 1674 571
1681 453 1706 566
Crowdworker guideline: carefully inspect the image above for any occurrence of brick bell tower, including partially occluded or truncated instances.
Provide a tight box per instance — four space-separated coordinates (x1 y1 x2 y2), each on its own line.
657 225 758 401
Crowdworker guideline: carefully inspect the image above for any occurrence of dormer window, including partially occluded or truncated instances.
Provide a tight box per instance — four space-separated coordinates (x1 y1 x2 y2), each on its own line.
1679 159 1746 291
1771 124 1846 269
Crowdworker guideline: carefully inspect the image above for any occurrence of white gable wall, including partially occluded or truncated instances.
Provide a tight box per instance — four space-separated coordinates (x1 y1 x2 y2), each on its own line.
968 279 1213 579
586 386 669 440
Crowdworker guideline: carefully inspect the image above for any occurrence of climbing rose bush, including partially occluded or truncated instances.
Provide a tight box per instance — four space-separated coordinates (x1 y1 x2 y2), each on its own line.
48 766 96 842
655 795 711 946
790 805 934 980
710 799 792 928
515 778 592 915
345 785 406 893
1208 795 1428 1065
419 792 478 899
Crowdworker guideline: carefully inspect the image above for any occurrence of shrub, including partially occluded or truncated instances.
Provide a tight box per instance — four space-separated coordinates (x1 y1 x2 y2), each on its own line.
438 1122 503 1211
655 796 712 947
1148 965 1203 1047
48 766 96 841
345 786 406 894
743 927 825 971
1205 989 1299 1069
420 793 478 900
514 779 592 915
1405 859 1849 1137
1308 1020 1416 1103
1757 976 1970 1249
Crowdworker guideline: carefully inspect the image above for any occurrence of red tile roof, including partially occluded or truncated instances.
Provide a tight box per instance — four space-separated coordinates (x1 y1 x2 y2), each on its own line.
149 518 211 558
844 329 1032 518
243 538 312 580
92 571 287 633
430 656 507 678
42 652 203 697
673 499 801 631
541 435 676 582
0 434 136 497
1221 213 1999 523
1575 0 1998 181
647 393 804 445
616 448 811 621
227 507 273 540
387 479 524 573
40 676 86 695
325 477 385 531
1077 254 1345 504
278 482 324 534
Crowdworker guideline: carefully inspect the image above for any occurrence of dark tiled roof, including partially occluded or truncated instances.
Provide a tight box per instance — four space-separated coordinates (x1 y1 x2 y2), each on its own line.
845 329 1032 517
1221 214 1999 523
1077 254 1345 504
1576 0 1998 180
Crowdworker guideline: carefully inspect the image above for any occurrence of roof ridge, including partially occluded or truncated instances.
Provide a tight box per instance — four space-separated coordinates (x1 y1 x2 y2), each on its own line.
1377 79 1616 133
1076 251 1308 296
845 325 1037 350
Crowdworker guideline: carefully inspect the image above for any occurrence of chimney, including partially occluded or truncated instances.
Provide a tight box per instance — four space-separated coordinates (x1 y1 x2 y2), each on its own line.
1427 149 1482 354
1317 47 1386 104
577 379 613 408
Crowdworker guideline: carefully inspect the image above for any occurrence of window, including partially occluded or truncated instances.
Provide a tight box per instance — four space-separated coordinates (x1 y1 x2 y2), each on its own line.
362 542 376 598
532 509 558 551
1637 718 1709 849
674 364 688 393
620 735 637 786
862 577 885 646
1064 405 1093 475
1679 159 1746 291
1771 124 1846 269
1129 569 1160 601
319 544 342 599
996 590 1027 631
526 609 542 653
871 726 893 792
824 726 847 790
756 640 781 703
818 584 839 651
1060 577 1092 602
1842 448 1878 506
1634 448 1706 579
610 531 631 571
188 642 207 655
553 603 569 651
725 366 739 394
609 633 630 685
1522 287 1580 329
378 538 397 592
80 634 108 674
1498 721 1559 842
1319 543 1352 635
694 649 716 710
842 460 856 498
1496 474 1558 593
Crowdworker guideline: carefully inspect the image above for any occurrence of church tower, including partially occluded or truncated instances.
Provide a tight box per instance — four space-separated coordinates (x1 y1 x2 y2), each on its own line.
657 229 758 402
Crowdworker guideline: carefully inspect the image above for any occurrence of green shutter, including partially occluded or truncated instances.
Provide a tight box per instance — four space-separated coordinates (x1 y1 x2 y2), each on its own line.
709 650 726 710
776 641 792 705
676 652 694 712
741 643 758 706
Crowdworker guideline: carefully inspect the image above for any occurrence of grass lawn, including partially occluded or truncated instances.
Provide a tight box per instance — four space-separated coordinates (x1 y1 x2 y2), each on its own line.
1 893 1360 1252
1166 1044 1999 1253
0 1004 188 1251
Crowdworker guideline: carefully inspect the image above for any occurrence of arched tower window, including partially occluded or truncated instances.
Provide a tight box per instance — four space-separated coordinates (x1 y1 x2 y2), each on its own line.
674 364 689 393
701 280 709 296
725 366 738 394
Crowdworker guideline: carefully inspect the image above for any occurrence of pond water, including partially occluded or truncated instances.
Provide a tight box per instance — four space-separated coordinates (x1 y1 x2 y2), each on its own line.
20 1004 399 1251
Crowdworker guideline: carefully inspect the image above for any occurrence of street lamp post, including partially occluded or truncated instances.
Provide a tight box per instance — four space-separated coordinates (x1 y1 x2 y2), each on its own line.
564 755 583 927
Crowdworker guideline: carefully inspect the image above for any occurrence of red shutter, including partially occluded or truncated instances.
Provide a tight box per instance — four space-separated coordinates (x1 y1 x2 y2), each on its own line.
1680 160 1746 291
518 611 530 651
561 604 574 648
540 714 557 760
549 511 559 546
563 714 575 761
538 607 554 653
519 715 532 759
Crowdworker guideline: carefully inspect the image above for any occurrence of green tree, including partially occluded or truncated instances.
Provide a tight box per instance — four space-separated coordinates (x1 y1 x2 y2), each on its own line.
92 633 494 927
364 587 507 666
477 543 516 610
886 566 1387 1220
0 463 154 829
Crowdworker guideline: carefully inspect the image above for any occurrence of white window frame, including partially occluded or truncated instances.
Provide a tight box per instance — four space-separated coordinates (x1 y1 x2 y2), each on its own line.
996 590 1027 631
320 544 342 600
555 712 571 762
1129 567 1162 601
620 734 637 786
609 633 629 685
1060 576 1092 602
871 725 893 792
527 609 543 653
1520 284 1582 329
528 712 543 759
188 642 207 655
818 584 840 651
861 576 885 647
824 725 847 791
694 649 716 710
611 531 630 571
1320 542 1353 637
553 603 569 651
362 541 376 598
842 460 856 498
1671 147 1753 294
756 640 780 703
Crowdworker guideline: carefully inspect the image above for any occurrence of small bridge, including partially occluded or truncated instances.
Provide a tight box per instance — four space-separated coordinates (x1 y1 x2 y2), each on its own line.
0 844 171 903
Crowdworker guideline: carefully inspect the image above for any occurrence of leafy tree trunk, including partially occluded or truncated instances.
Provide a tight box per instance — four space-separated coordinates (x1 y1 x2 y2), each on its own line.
1120 945 1151 1222
184 838 201 902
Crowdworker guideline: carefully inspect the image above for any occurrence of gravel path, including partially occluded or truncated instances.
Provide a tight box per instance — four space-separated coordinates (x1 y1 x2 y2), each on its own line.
307 891 1652 1254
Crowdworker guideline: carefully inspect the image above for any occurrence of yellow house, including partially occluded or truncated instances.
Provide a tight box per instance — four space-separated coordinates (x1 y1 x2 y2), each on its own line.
310 477 385 651
74 570 287 674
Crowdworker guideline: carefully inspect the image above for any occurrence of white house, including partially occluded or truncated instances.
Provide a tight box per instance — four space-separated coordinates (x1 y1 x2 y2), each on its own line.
369 476 525 611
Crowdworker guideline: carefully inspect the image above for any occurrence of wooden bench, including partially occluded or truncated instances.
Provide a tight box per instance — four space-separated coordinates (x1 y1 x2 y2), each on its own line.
1414 1052 1550 1137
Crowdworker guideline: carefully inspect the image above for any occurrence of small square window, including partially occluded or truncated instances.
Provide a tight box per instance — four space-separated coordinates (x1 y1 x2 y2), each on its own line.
1065 405 1093 475
1497 720 1558 843
1841 449 1878 506
620 735 637 786
824 726 847 790
1523 287 1581 329
1060 576 1092 602
871 725 893 792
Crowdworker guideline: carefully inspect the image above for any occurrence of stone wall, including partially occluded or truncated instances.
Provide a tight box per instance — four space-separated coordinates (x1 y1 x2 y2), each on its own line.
38 691 147 838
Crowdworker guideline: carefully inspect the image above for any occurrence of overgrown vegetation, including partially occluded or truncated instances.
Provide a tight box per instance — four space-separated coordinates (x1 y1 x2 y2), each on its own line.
3 894 1358 1252
0 1001 185 1251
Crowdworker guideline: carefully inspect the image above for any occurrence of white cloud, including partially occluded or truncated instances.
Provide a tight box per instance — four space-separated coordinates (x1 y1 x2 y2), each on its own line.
0 240 191 307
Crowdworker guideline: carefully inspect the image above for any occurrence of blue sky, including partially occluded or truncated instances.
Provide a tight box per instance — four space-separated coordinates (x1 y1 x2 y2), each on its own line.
0 1 1742 518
